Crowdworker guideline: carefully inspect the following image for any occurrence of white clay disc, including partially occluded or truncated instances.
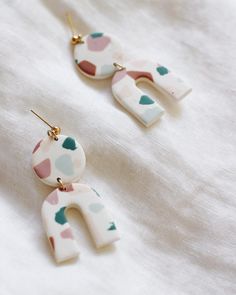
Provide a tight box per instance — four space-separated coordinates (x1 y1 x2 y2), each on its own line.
74 32 123 79
32 135 86 187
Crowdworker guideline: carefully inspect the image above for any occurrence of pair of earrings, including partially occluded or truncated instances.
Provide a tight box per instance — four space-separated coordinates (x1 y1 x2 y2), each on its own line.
67 14 192 127
31 15 192 264
31 110 119 263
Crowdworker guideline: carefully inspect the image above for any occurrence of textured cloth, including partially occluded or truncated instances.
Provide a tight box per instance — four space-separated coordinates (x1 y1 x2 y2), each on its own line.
0 1 236 294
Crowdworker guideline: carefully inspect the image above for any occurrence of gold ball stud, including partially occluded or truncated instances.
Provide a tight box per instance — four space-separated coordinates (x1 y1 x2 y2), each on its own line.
51 126 61 135
71 35 84 45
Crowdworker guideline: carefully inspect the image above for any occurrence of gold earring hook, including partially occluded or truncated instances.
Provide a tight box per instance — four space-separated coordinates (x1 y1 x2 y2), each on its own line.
113 62 126 71
66 13 84 45
30 110 61 140
57 177 66 191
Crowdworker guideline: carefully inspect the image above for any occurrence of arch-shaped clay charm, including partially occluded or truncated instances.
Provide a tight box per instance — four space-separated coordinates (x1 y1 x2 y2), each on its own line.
111 60 192 127
42 183 119 263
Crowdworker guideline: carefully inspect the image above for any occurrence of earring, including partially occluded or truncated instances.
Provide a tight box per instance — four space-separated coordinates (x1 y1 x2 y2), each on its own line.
67 14 192 127
31 110 119 263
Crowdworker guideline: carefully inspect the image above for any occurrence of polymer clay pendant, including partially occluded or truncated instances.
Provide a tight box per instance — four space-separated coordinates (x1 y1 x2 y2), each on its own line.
32 135 86 186
68 15 192 127
42 184 118 263
74 32 123 79
111 60 192 127
31 111 119 263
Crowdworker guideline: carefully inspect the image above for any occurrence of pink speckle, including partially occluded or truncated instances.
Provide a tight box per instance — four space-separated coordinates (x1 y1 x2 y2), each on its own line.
78 60 96 76
32 140 42 154
112 69 127 85
46 190 59 205
65 184 74 192
33 158 51 179
127 71 153 82
87 35 110 51
60 228 74 239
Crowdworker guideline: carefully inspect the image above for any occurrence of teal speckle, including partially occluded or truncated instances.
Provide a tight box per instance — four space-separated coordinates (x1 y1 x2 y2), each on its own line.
156 66 168 75
55 154 74 176
90 32 103 38
75 59 78 64
62 137 77 151
55 207 67 225
108 222 116 231
139 95 155 105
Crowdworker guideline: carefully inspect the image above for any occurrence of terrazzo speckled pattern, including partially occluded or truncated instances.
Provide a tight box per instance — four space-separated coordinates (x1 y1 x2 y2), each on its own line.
112 60 192 127
74 32 123 79
32 134 119 263
32 135 86 187
42 183 119 263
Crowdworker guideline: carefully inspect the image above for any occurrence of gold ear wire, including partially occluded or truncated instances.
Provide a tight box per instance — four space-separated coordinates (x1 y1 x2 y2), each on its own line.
30 110 61 140
66 13 84 45
113 62 126 71
57 177 66 191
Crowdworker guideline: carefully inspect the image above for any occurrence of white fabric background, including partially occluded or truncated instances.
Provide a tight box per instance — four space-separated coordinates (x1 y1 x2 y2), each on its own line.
0 0 236 294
